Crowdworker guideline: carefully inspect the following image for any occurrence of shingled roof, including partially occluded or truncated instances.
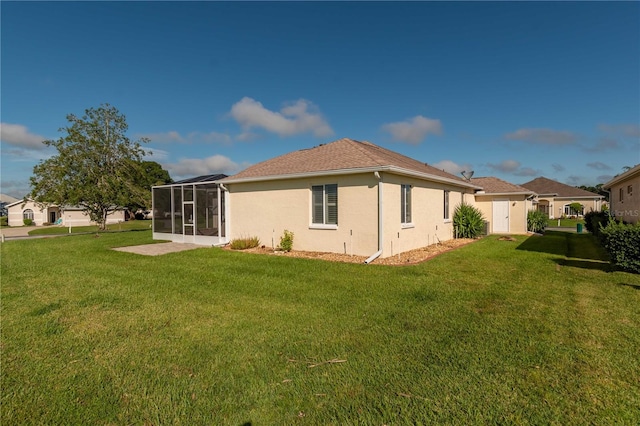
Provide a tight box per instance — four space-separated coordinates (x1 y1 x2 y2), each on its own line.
471 177 535 195
222 138 478 188
521 177 603 198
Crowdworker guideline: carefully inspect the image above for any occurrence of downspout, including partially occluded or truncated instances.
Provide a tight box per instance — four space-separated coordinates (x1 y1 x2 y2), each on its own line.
364 171 384 264
218 183 230 246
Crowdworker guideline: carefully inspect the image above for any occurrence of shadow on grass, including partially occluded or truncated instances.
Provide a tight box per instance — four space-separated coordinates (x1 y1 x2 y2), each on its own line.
553 258 613 273
517 231 609 262
618 282 640 290
516 231 568 257
519 231 616 272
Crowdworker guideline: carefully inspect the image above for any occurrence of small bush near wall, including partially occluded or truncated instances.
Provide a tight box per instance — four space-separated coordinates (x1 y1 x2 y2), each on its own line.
527 210 548 233
0 217 7 226
230 236 261 250
278 230 294 252
453 203 485 238
23 219 33 226
584 211 610 237
600 221 640 273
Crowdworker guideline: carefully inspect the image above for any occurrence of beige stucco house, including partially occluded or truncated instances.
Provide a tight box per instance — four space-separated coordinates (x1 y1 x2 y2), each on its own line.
603 164 640 224
219 138 481 261
471 177 536 234
6 199 127 227
521 177 604 219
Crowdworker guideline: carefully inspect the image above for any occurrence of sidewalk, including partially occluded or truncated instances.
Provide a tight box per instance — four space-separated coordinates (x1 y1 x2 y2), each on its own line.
0 226 36 239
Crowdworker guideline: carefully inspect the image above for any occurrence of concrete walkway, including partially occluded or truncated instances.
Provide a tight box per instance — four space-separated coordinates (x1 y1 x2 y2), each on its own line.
112 242 204 256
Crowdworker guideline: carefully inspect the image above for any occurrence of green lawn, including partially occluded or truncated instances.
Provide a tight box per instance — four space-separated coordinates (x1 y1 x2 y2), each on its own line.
2 231 639 424
26 220 152 235
547 217 585 228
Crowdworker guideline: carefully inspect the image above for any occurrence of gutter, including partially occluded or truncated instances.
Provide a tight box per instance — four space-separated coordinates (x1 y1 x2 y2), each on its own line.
364 171 384 264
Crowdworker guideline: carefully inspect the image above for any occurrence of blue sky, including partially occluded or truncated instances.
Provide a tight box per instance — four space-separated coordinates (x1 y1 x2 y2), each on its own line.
2 1 638 198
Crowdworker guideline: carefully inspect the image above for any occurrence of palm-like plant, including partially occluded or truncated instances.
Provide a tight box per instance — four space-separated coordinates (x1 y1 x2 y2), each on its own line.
453 203 485 238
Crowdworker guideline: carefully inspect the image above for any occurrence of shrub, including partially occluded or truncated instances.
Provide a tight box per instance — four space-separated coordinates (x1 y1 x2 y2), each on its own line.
0 216 7 226
229 236 261 250
584 210 610 236
453 203 485 238
278 230 294 252
599 221 640 273
23 219 33 226
527 210 548 233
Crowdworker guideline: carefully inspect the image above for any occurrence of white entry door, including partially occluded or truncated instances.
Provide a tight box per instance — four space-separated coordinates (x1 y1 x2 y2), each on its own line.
492 200 510 233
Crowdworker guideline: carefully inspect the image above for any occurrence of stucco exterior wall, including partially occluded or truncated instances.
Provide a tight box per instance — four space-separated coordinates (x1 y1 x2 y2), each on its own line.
380 174 468 257
227 173 380 256
227 172 476 258
609 175 640 224
553 197 602 218
474 195 531 234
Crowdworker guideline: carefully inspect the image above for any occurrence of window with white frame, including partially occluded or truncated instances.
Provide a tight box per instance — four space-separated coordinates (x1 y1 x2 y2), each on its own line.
23 209 34 220
444 190 450 220
312 184 338 225
401 184 412 224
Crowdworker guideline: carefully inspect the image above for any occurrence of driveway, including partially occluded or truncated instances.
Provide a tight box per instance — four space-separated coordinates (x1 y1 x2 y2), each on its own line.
1 226 36 239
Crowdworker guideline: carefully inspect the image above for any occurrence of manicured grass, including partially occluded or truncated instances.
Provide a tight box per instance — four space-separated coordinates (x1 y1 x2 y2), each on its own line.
547 217 585 228
27 220 152 236
2 231 639 424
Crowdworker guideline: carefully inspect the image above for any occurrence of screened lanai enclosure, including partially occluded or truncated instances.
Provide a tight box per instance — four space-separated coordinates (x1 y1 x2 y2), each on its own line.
152 174 228 245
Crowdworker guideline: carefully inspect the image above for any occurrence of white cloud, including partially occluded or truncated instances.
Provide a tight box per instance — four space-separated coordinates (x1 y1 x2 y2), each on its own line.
487 159 521 173
432 160 472 176
229 97 333 138
598 123 640 138
587 161 612 171
139 131 186 143
165 155 248 178
142 148 170 162
381 115 443 145
138 131 233 145
505 128 578 145
0 123 46 149
585 137 621 153
487 159 539 176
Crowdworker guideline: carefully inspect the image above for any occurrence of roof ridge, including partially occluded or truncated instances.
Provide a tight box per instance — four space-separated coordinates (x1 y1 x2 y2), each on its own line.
342 138 387 166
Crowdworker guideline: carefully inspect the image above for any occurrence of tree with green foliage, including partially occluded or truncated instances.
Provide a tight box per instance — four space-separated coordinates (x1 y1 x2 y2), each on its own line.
29 104 149 230
569 202 584 216
127 160 173 213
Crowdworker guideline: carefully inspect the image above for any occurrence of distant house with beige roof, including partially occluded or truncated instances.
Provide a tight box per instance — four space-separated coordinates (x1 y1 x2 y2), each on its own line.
220 138 481 261
603 164 640 224
6 199 127 227
471 177 536 234
521 176 604 219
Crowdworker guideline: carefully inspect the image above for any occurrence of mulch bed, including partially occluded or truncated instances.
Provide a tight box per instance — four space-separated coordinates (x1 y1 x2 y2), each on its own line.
223 238 477 266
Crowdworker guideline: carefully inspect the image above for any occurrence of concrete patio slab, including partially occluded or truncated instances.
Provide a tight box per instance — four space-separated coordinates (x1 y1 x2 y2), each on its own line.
112 242 205 256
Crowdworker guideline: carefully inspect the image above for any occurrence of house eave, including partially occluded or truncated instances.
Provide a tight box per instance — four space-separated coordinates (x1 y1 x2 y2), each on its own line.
221 166 482 190
603 165 640 189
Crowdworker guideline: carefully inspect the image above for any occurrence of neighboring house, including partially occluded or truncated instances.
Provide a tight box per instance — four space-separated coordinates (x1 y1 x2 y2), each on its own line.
6 199 127 227
521 177 604 219
603 164 640 224
471 177 536 234
218 138 481 260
